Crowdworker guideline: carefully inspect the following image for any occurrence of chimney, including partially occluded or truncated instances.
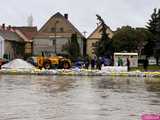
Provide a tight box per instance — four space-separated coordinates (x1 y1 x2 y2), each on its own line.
2 23 5 30
64 14 68 20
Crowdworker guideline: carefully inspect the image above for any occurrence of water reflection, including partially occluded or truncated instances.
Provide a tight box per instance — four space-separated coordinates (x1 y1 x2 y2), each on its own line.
0 75 159 120
145 78 160 92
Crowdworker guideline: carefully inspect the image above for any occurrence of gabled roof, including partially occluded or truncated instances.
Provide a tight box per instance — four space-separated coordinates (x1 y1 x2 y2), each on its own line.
12 26 37 41
12 26 37 32
0 30 23 42
39 12 84 38
0 26 37 43
87 24 113 39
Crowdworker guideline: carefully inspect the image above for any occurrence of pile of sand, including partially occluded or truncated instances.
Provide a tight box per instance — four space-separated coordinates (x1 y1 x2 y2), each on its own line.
1 59 35 69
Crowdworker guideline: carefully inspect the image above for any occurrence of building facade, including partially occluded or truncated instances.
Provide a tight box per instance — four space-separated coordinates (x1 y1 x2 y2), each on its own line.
0 25 37 60
0 29 25 59
13 26 37 56
33 12 85 56
87 24 114 58
33 33 69 55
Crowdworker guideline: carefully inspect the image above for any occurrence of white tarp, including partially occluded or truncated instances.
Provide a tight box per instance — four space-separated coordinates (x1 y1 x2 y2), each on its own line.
1 59 35 69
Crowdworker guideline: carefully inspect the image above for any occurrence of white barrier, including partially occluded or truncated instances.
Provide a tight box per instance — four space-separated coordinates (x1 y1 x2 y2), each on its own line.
101 66 128 73
0 68 160 77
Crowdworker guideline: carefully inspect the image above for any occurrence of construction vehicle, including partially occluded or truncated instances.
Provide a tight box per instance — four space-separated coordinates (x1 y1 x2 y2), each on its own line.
27 54 71 69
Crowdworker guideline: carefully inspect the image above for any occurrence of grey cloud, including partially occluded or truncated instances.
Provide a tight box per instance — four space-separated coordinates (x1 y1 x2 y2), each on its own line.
0 0 160 35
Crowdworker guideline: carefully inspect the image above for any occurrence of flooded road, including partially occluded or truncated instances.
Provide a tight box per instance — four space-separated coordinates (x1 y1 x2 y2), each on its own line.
0 75 159 120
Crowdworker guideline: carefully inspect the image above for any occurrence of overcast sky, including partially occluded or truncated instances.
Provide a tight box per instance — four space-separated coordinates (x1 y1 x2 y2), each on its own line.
0 0 160 36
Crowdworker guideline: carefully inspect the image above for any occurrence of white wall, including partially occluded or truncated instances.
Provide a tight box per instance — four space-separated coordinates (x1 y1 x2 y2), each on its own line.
0 36 4 58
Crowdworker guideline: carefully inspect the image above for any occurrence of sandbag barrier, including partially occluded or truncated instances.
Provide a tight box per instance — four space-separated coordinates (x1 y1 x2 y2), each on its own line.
0 69 160 77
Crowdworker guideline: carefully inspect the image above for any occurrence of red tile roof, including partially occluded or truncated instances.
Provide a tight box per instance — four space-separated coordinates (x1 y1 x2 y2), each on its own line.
12 26 38 41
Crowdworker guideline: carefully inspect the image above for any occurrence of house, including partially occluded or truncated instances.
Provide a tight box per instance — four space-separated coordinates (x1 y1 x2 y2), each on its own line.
0 24 37 60
87 24 114 57
0 27 25 60
13 26 37 56
33 12 85 56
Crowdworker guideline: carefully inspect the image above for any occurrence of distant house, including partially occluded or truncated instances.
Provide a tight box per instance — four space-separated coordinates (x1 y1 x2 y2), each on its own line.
33 12 85 56
87 24 114 57
0 24 37 60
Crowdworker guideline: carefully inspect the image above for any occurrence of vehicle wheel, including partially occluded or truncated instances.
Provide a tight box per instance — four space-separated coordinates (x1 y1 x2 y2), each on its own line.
63 61 70 69
44 61 51 69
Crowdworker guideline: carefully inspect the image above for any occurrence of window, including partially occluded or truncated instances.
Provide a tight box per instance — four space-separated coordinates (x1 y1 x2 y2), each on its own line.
60 27 64 32
92 42 98 47
51 27 55 32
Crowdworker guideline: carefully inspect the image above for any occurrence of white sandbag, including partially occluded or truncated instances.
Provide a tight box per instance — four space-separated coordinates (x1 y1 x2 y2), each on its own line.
101 66 128 73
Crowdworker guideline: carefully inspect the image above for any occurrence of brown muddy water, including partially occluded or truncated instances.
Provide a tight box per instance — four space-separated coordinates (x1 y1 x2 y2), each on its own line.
0 75 159 120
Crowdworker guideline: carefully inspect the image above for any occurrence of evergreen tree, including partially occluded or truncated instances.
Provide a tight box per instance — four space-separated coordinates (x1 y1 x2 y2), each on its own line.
135 28 152 56
62 33 80 60
146 8 158 34
146 8 160 65
95 15 113 57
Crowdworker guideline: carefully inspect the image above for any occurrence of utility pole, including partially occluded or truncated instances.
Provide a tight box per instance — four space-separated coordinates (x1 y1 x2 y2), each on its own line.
54 20 59 54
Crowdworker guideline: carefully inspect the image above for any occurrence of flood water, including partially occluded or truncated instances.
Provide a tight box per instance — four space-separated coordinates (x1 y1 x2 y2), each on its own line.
0 75 159 120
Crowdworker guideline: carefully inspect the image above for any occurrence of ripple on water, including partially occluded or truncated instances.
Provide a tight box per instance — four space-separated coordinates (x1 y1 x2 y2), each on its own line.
0 75 159 120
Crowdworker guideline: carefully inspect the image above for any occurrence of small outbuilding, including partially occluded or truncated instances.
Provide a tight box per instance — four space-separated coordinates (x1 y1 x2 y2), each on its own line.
114 53 138 67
